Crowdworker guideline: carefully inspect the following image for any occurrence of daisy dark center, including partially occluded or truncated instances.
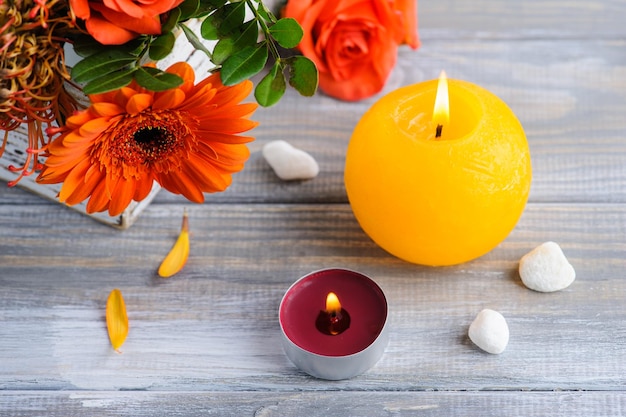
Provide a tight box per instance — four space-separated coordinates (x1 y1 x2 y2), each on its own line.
133 126 174 156
105 111 194 172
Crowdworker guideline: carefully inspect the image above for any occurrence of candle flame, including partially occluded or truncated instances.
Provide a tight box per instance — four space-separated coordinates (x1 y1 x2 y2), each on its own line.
325 292 342 316
432 70 450 138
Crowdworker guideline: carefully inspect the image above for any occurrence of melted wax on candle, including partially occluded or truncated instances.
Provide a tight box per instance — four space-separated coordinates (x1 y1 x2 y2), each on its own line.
316 308 351 336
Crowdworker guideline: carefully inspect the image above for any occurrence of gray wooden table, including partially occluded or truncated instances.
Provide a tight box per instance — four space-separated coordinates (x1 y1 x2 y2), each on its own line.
2 0 626 415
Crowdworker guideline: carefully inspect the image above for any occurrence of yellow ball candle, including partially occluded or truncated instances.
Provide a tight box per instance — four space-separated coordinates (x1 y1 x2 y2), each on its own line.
344 72 532 266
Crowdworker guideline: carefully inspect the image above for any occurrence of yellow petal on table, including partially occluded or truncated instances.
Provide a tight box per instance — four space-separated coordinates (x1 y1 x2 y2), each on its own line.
106 288 128 353
158 210 190 278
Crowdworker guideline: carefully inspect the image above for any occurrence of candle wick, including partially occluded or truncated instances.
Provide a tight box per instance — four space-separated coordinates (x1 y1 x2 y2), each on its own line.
316 308 351 336
435 124 443 138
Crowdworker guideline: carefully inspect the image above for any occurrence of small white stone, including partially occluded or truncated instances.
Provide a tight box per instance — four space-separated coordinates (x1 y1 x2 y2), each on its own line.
519 241 575 292
262 140 319 181
468 309 509 354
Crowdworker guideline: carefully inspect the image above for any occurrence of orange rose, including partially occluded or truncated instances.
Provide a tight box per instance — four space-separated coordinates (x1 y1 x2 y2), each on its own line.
70 0 184 45
283 0 419 101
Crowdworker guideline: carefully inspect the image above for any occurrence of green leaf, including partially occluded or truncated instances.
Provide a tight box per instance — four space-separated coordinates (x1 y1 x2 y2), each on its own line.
212 37 235 65
149 32 176 61
212 20 259 64
254 62 286 107
235 19 260 49
201 2 246 39
72 37 145 59
194 0 219 18
72 50 137 83
200 11 220 40
269 18 303 49
71 35 105 58
217 2 247 36
180 23 213 59
82 68 136 95
287 56 318 97
134 67 184 91
161 8 181 33
178 0 200 20
205 0 227 7
256 1 277 24
220 43 268 86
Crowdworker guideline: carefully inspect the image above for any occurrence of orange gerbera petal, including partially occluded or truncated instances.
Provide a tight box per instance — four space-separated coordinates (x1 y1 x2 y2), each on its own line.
200 118 259 134
109 177 136 216
65 166 104 206
153 89 186 110
185 155 230 191
178 85 217 110
159 171 204 203
92 102 125 117
166 62 196 93
79 118 115 139
37 63 257 215
86 181 112 213
58 158 93 202
198 104 257 123
126 93 153 114
133 177 155 201
194 131 255 145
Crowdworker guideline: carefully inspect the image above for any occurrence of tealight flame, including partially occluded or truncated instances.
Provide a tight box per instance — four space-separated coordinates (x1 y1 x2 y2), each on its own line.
325 292 342 316
432 70 449 139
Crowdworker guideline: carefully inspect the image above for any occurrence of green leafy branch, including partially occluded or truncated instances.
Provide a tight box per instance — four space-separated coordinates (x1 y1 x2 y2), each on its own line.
70 0 318 107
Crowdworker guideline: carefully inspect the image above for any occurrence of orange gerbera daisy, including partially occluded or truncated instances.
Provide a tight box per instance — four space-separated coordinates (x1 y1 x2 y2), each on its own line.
37 62 258 216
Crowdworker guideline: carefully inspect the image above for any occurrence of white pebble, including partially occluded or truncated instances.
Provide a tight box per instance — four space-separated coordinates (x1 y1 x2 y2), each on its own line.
262 140 319 181
468 309 509 354
519 241 575 292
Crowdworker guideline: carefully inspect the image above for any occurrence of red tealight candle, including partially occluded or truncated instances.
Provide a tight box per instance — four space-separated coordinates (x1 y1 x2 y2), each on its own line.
279 268 389 380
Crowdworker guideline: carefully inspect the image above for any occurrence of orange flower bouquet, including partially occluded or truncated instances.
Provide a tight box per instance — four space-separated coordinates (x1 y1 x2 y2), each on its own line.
1 0 317 219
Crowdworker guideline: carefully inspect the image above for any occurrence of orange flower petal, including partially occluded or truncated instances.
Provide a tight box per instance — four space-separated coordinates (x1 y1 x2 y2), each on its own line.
206 80 254 108
85 13 137 45
105 0 144 18
194 131 255 145
158 171 204 203
106 288 129 352
199 102 258 120
115 87 140 108
207 142 250 164
185 155 231 191
65 166 104 206
92 102 125 117
126 93 153 114
92 2 161 35
158 210 190 278
65 109 95 128
153 89 186 110
108 176 137 216
178 85 217 110
79 117 114 139
199 118 259 134
166 62 196 93
133 178 155 201
86 181 112 213
70 0 91 19
58 158 93 202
